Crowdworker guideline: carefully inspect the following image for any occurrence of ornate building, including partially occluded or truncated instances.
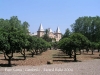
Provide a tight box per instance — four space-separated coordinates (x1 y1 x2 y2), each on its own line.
32 23 62 41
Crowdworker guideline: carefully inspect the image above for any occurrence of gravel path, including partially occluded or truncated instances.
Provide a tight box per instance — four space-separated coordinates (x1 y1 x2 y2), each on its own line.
0 59 100 75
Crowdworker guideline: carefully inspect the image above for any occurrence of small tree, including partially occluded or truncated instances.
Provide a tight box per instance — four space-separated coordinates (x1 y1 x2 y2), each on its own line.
90 42 98 54
69 33 90 61
58 38 73 58
0 16 30 66
58 33 90 61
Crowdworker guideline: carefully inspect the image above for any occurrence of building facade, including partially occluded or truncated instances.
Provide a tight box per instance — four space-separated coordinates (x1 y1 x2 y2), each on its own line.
32 24 62 41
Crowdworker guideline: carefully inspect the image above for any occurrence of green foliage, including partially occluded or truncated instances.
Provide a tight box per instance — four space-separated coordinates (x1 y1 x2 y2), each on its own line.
51 42 58 49
62 28 71 39
58 38 71 50
69 33 90 48
71 16 100 42
58 33 89 50
42 29 53 42
42 34 52 42
90 42 98 49
0 16 30 66
27 36 51 53
58 33 90 61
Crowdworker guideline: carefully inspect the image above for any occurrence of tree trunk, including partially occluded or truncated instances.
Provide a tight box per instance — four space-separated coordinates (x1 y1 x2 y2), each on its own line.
79 50 81 54
50 47 51 50
39 49 43 54
4 52 7 59
31 51 34 57
32 53 34 57
98 49 100 52
8 57 12 67
2 50 7 59
6 50 13 67
23 49 26 60
68 49 72 58
79 48 81 54
69 51 72 58
74 48 77 62
86 48 89 53
66 50 68 54
92 49 94 55
20 49 26 60
35 49 38 55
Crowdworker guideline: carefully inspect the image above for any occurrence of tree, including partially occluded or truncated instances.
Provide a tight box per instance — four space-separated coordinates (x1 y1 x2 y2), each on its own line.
71 16 100 42
42 29 52 42
17 21 30 60
52 42 58 50
26 36 35 57
69 33 90 61
90 42 98 54
0 16 30 66
58 38 73 58
62 28 71 39
58 33 90 61
97 42 100 52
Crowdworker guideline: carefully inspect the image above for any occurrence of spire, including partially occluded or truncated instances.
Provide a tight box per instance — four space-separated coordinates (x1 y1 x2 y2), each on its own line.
38 23 44 31
56 27 61 33
48 28 53 33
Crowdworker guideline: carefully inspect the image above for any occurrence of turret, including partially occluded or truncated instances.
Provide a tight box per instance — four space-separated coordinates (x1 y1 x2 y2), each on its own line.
48 28 54 38
55 27 62 41
37 23 45 37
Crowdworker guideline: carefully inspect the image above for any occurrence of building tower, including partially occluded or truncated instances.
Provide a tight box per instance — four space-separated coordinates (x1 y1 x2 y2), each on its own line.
55 27 62 41
37 23 45 37
48 28 54 38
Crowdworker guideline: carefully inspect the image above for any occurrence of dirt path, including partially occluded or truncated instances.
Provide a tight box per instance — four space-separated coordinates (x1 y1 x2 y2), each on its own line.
0 59 100 75
0 50 100 75
0 50 60 66
0 49 100 66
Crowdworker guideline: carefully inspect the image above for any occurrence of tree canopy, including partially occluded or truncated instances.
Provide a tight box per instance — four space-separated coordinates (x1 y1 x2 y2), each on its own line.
0 16 51 66
71 16 100 42
58 33 90 61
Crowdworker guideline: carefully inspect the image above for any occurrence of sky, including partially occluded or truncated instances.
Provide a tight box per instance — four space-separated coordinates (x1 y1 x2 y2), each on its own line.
0 0 100 34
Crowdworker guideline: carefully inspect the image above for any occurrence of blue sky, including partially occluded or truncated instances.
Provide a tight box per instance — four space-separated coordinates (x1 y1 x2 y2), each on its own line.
0 0 100 34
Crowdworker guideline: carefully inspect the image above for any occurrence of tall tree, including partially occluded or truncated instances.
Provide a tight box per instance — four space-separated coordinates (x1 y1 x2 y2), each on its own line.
71 16 100 42
62 28 71 39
